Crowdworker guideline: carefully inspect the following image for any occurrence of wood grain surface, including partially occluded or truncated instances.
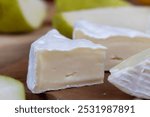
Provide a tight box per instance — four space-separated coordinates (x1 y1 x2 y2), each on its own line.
0 52 134 100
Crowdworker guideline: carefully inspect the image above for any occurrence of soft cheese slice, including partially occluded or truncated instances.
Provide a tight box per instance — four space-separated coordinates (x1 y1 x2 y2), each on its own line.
108 48 150 99
53 6 150 37
27 29 106 93
73 20 150 70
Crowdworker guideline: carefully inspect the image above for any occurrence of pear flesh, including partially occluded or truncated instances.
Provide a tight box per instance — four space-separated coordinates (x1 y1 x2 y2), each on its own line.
0 75 25 100
0 0 46 33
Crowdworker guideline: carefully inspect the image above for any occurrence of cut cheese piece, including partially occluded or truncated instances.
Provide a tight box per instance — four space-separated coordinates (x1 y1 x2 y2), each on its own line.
108 48 150 99
27 29 106 93
53 6 150 37
73 20 150 70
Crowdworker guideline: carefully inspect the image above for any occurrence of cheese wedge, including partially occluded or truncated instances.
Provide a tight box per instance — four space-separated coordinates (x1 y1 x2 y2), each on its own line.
27 29 106 93
53 6 150 37
108 48 150 99
73 20 150 70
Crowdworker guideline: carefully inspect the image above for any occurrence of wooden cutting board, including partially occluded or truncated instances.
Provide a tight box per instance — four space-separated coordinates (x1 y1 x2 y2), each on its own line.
0 57 134 100
0 26 51 68
0 26 135 100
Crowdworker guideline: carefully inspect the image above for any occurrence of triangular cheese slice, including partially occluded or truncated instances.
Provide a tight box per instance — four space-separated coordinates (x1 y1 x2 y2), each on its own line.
108 48 150 99
27 29 107 93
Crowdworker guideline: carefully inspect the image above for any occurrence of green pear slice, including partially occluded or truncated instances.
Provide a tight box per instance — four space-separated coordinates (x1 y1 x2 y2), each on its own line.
52 6 150 38
55 0 129 12
0 75 25 100
0 0 46 33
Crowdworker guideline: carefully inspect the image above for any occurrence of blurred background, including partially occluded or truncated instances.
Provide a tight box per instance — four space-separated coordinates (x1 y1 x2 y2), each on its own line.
0 0 150 72
0 0 150 99
0 0 149 71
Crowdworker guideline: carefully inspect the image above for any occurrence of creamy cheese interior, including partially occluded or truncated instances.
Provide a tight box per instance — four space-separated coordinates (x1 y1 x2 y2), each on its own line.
34 48 105 92
74 21 150 70
110 48 150 72
27 29 106 93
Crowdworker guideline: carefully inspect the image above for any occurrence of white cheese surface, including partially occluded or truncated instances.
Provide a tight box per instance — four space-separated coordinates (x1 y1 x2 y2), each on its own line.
74 20 150 39
34 29 106 51
108 49 150 99
27 29 106 93
74 20 150 70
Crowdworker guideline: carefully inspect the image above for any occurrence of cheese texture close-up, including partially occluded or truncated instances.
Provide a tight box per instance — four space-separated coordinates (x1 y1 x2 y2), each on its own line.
108 48 150 99
73 20 150 70
27 29 106 93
